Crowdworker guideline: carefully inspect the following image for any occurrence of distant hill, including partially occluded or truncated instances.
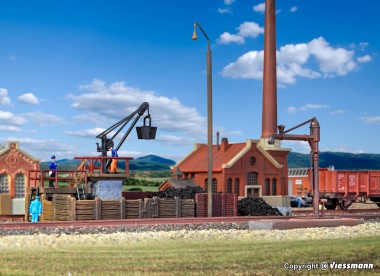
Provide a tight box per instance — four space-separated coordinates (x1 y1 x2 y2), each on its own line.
288 151 380 170
40 152 380 171
129 155 175 171
40 155 176 171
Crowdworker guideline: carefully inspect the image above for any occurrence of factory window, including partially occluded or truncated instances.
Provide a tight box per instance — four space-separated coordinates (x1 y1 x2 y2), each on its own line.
204 178 208 191
272 178 277 195
191 173 195 179
212 179 218 193
247 172 258 185
234 178 240 195
15 173 25 198
265 178 270 196
250 157 256 166
0 174 10 194
227 178 232 193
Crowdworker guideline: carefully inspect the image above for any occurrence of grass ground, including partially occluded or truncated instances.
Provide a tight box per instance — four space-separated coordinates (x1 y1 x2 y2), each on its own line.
1 235 379 275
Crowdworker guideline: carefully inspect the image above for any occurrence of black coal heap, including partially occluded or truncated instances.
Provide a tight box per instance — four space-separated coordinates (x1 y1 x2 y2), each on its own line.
238 197 283 216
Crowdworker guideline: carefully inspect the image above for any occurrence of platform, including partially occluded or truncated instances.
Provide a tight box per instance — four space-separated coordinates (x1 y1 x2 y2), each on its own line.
87 174 129 181
248 217 364 230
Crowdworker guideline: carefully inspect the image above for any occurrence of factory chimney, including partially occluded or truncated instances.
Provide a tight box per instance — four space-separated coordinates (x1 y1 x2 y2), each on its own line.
261 0 277 139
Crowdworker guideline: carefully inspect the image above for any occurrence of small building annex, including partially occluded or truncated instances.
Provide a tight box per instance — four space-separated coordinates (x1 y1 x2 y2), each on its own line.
0 141 39 198
161 137 290 197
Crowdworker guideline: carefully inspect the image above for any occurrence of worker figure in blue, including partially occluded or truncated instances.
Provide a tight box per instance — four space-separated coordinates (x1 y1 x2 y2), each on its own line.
29 195 42 222
49 155 59 187
108 146 118 174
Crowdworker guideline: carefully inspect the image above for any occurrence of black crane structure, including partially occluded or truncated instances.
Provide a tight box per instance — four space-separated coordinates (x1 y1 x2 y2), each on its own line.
96 102 157 173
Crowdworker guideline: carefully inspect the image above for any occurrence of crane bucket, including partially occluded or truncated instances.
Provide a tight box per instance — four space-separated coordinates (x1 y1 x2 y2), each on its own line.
136 115 157 140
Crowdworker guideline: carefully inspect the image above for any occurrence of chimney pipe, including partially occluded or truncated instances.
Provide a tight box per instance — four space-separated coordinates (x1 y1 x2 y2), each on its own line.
261 0 278 138
216 131 220 150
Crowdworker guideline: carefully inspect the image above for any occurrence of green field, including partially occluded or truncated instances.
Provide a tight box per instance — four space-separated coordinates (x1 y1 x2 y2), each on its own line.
1 235 379 275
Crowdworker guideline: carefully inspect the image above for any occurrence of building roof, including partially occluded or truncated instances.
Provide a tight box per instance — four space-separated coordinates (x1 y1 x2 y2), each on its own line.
288 168 309 177
163 179 197 189
177 142 247 172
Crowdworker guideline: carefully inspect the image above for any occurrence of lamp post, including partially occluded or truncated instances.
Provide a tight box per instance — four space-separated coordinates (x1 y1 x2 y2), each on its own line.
193 22 213 217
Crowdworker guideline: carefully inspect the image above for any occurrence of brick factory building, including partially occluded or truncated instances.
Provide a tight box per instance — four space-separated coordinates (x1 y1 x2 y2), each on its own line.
161 138 290 198
0 141 39 198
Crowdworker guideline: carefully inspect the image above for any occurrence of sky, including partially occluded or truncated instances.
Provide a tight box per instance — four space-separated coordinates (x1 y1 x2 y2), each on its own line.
0 0 379 162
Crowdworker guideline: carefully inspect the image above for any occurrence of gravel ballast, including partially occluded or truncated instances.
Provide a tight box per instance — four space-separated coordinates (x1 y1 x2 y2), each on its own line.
1 221 379 250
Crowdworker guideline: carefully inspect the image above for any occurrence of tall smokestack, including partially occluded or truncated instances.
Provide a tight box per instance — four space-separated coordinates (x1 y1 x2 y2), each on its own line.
261 0 277 138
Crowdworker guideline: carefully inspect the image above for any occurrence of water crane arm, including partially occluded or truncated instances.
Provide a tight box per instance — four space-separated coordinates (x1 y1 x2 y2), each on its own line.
95 102 151 158
268 117 321 217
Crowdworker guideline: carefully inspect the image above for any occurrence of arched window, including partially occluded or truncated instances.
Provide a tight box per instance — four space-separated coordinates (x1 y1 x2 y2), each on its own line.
234 178 240 195
272 178 277 195
227 178 232 193
0 173 10 194
15 173 25 198
204 178 208 191
265 178 270 196
247 172 258 185
212 178 218 193
249 157 256 166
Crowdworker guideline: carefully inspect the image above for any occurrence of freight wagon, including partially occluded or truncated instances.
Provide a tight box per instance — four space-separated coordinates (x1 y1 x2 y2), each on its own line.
288 168 380 210
319 170 380 210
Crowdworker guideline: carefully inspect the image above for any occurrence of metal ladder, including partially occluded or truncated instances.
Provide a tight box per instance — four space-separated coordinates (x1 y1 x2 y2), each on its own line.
76 184 86 200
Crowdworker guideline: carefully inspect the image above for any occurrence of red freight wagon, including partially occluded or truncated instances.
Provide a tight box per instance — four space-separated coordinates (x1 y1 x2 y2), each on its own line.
318 170 380 210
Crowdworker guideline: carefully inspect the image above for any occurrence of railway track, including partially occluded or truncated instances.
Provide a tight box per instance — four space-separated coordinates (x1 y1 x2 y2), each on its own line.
1 209 379 230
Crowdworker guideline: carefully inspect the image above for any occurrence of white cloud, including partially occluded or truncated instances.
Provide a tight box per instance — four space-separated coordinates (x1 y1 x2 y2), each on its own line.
287 104 328 113
18 93 40 104
253 3 265 13
0 111 26 125
0 125 21 132
0 88 12 105
329 109 346 115
68 79 207 136
222 51 264 79
217 22 264 45
218 8 232 14
222 37 365 84
157 135 200 146
218 32 244 44
224 0 235 5
359 42 369 51
23 111 67 127
65 128 104 138
308 37 356 77
360 116 380 124
290 6 298 13
1 137 77 159
282 140 310 153
357 55 372 63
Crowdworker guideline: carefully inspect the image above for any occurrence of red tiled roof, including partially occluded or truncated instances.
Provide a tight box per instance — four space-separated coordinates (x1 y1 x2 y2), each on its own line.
178 142 247 172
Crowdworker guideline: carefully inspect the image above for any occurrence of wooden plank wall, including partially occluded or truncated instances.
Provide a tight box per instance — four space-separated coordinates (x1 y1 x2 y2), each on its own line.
42 196 196 221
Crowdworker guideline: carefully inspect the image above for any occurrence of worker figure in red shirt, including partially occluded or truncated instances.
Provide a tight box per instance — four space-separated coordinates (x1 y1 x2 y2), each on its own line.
108 146 118 174
29 195 42 222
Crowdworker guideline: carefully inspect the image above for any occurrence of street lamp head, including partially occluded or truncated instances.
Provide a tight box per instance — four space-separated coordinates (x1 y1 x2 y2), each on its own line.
192 23 198 40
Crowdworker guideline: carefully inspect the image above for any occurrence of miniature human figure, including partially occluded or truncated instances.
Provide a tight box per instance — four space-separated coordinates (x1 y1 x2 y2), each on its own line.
49 155 58 187
108 146 118 174
29 195 42 222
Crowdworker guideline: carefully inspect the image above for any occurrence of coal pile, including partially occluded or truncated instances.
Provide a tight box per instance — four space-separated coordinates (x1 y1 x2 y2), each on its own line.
238 198 283 216
156 186 206 199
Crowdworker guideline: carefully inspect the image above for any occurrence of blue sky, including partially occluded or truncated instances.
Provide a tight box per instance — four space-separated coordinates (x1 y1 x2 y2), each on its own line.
0 0 379 162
